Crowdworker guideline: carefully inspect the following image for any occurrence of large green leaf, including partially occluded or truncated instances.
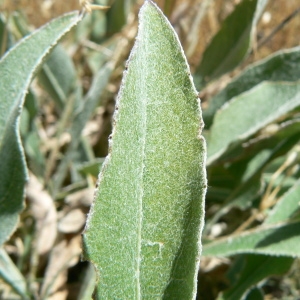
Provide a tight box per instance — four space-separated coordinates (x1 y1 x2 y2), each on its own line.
0 12 82 246
83 1 207 299
204 46 300 128
193 0 268 89
207 81 300 165
203 221 300 257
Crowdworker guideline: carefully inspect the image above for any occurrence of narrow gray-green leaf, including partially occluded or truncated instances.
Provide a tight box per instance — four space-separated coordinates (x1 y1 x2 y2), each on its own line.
83 1 207 299
106 0 128 36
204 146 278 234
204 46 300 128
252 0 268 26
219 255 293 300
203 221 300 257
77 158 105 177
207 81 300 165
0 15 7 56
5 12 76 110
52 61 114 194
264 180 300 225
77 263 97 300
205 129 298 234
193 0 267 89
0 248 28 298
38 45 76 109
0 14 15 57
0 12 82 246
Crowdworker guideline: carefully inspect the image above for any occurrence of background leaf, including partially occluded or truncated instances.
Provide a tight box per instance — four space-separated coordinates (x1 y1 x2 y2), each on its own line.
203 221 300 257
106 0 130 37
0 248 28 299
0 12 82 246
193 0 268 89
52 61 114 195
244 287 264 300
207 81 300 165
38 45 76 110
203 46 300 128
219 255 293 300
264 179 300 225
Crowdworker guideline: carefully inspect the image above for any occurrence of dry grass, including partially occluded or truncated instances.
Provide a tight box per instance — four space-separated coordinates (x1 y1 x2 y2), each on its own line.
2 0 299 62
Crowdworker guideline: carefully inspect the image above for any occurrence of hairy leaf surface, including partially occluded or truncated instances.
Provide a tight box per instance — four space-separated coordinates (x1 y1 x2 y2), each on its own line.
83 1 207 299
